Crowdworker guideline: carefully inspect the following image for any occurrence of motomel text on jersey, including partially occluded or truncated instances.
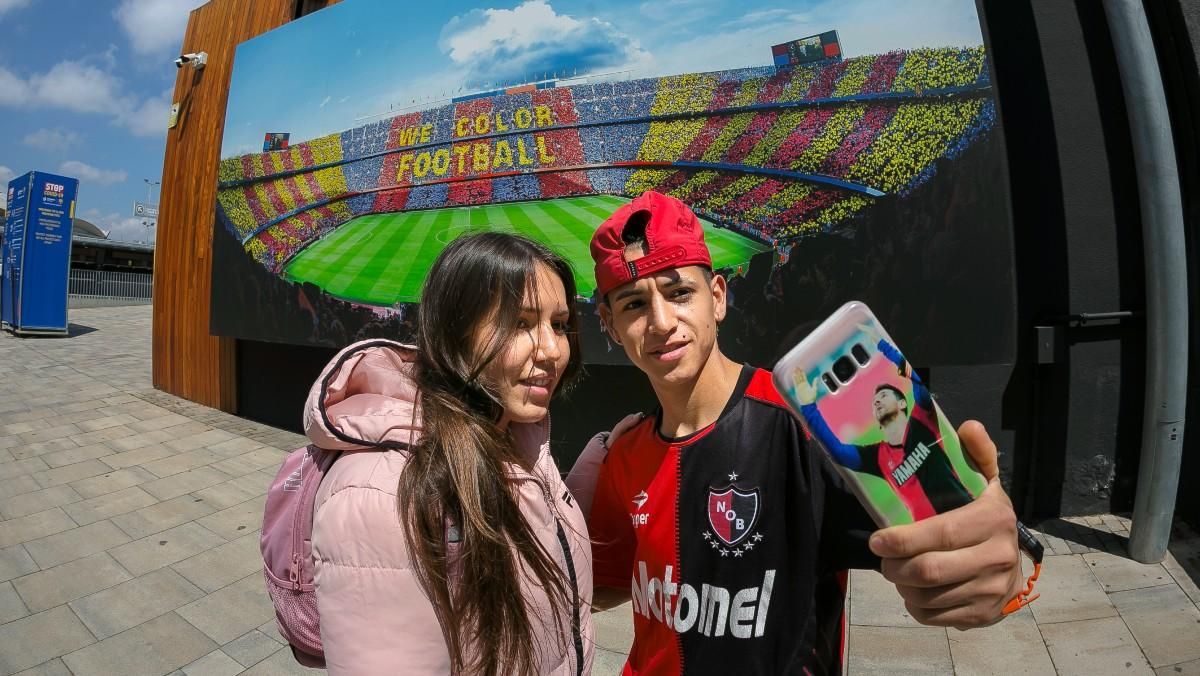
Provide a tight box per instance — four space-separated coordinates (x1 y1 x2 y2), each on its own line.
630 561 775 638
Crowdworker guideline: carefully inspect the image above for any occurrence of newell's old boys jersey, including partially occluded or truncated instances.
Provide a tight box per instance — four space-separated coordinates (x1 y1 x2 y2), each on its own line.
589 367 879 675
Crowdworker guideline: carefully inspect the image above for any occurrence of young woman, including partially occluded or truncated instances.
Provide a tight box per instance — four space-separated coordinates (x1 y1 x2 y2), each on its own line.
305 233 595 675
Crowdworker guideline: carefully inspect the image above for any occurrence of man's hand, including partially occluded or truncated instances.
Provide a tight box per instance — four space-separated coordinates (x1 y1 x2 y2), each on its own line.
868 421 1022 629
794 371 817 405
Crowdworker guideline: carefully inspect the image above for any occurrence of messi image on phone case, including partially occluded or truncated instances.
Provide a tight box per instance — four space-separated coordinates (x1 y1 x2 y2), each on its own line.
774 302 989 527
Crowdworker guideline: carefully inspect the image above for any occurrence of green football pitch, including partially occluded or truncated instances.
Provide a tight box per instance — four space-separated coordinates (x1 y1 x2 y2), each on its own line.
282 195 769 306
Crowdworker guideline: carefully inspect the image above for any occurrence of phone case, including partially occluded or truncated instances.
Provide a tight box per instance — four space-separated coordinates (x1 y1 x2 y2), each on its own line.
772 301 988 527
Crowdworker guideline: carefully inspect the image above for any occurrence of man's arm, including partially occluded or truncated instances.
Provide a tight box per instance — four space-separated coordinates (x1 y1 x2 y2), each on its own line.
870 421 1023 629
793 374 865 471
875 338 932 410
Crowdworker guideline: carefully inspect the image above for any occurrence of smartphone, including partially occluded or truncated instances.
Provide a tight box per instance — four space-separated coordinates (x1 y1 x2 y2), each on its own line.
772 301 989 527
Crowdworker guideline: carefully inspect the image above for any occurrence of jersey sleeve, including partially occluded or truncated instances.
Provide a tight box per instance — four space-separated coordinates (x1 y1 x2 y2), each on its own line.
588 458 637 589
799 402 867 472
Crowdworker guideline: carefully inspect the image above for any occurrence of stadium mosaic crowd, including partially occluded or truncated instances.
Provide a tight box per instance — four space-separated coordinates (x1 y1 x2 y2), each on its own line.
216 47 995 277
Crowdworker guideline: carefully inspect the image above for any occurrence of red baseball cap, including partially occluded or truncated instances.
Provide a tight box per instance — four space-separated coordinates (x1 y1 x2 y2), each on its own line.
590 190 712 298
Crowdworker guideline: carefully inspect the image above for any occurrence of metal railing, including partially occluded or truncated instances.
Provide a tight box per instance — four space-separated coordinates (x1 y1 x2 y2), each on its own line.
68 268 153 301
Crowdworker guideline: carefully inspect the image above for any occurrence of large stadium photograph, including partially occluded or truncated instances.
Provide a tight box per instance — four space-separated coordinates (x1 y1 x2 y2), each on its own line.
211 0 1014 366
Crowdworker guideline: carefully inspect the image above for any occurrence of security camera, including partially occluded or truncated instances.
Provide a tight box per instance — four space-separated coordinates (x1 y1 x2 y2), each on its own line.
174 52 208 70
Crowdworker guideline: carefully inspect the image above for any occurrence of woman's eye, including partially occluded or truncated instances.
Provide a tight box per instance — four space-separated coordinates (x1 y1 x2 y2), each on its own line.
552 321 568 334
515 319 530 330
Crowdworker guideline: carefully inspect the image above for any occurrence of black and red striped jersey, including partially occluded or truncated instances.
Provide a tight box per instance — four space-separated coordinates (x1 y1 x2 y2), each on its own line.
589 366 880 675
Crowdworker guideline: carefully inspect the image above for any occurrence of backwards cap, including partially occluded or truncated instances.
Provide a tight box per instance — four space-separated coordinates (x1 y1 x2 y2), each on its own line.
590 190 713 298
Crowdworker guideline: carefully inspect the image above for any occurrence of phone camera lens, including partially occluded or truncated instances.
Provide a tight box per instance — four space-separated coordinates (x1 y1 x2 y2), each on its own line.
851 343 870 366
821 373 840 393
832 356 857 383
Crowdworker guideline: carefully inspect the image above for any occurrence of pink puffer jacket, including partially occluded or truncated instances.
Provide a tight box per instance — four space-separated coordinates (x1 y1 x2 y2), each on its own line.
305 339 595 675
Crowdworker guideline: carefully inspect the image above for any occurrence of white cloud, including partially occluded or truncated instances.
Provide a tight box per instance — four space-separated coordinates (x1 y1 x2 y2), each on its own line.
113 0 206 56
440 0 649 86
0 0 32 20
319 95 331 108
0 66 30 105
82 208 155 243
59 160 128 186
31 61 125 115
0 61 170 137
0 165 15 185
22 128 81 152
116 88 172 137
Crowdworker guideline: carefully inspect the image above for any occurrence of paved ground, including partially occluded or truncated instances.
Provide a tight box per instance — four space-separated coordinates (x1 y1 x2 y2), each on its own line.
0 306 1197 675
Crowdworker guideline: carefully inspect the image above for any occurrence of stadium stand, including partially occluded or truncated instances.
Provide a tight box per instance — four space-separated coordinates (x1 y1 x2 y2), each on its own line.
217 47 996 270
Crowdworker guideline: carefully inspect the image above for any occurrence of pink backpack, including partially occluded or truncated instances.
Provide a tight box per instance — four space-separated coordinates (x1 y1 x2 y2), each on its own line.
261 444 340 668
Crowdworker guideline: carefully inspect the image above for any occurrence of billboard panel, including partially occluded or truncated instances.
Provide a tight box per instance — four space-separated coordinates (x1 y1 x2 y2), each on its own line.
772 31 841 67
2 172 78 335
211 1 1013 367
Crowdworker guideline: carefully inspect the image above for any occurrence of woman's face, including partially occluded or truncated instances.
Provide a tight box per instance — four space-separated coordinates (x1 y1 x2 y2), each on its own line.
478 263 572 429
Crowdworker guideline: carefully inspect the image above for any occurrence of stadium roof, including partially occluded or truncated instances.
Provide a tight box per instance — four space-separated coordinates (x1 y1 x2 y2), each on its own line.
0 207 155 252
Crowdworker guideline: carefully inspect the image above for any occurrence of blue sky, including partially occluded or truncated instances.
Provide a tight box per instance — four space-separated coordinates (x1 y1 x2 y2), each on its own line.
0 0 983 242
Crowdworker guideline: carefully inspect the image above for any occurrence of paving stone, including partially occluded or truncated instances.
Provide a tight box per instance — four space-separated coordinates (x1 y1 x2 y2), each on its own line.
12 439 77 461
31 460 111 489
0 476 40 502
176 573 276 645
1029 554 1117 624
62 611 217 676
0 605 96 675
1110 582 1200 667
98 444 175 470
208 437 268 459
39 443 114 470
23 520 131 569
12 658 73 676
74 414 139 433
142 466 231 502
68 426 138 446
256 620 285 645
181 650 244 676
0 581 29 624
239 647 312 675
165 429 236 453
0 486 81 520
594 647 628 674
16 424 82 446
190 474 268 511
0 509 77 549
850 568 922 628
196 495 267 540
62 486 159 526
143 449 223 479
209 448 285 477
0 545 37 584
106 430 177 453
109 522 227 576
0 459 51 483
592 602 634 654
69 567 206 639
1163 550 1200 606
171 530 262 593
12 552 132 613
128 414 196 433
223 630 281 667
1040 616 1154 675
68 466 159 500
947 606 1055 675
1156 658 1200 675
1083 551 1174 592
846 625 951 675
112 494 217 540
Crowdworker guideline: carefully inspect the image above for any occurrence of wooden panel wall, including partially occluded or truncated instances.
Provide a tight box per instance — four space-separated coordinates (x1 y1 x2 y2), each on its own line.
152 0 295 411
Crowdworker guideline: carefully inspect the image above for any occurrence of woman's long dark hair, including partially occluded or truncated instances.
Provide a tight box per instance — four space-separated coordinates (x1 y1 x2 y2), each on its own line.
398 232 583 675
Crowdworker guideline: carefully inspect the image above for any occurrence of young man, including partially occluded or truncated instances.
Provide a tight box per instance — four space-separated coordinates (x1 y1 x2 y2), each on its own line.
568 191 1025 675
793 330 975 521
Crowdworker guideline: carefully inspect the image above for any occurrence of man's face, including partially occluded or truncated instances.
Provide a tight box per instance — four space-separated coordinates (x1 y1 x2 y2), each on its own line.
600 265 725 388
873 388 906 424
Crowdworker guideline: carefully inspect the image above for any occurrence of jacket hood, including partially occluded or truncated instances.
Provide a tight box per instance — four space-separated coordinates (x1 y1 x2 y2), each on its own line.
303 339 550 463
